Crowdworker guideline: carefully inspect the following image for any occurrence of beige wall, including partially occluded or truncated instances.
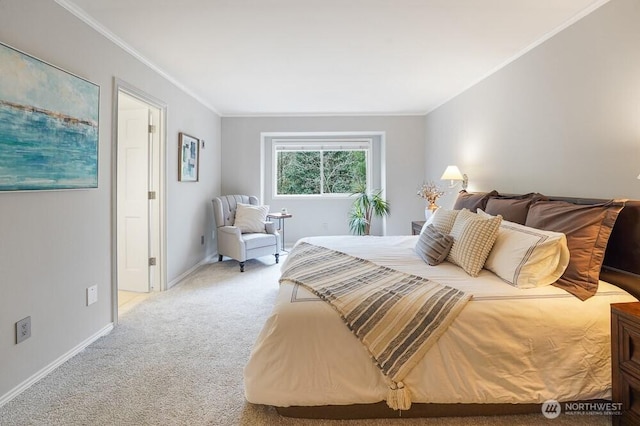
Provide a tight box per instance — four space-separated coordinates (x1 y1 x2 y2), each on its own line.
0 0 220 400
425 0 640 209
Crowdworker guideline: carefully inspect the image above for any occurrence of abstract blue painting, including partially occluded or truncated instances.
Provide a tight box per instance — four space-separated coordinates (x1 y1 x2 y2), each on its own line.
0 42 99 191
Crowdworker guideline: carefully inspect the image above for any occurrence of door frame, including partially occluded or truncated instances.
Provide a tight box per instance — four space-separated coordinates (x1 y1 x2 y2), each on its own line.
111 78 168 325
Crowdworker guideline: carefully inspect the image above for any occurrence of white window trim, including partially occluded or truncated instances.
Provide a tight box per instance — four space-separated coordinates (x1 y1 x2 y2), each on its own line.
271 138 372 199
260 131 386 236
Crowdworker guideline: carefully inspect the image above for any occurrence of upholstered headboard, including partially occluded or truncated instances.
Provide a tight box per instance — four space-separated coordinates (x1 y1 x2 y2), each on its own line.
599 199 640 298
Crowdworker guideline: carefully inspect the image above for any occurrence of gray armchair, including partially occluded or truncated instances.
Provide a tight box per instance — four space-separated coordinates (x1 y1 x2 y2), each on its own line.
212 195 280 272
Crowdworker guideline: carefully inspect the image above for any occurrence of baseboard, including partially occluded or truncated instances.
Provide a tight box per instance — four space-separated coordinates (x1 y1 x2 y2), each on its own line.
0 322 114 408
167 254 217 289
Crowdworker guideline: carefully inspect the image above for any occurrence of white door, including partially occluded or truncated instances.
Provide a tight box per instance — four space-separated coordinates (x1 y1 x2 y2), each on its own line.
117 94 151 292
147 107 161 292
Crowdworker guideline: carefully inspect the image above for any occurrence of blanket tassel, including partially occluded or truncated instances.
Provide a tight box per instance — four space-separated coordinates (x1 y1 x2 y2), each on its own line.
387 381 411 411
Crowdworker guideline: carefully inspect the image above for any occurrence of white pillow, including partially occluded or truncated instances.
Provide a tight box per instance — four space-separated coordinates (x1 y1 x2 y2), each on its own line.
233 203 269 233
447 209 502 277
478 209 570 288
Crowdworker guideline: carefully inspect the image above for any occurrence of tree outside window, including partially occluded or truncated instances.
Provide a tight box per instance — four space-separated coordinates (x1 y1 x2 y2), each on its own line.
276 148 367 196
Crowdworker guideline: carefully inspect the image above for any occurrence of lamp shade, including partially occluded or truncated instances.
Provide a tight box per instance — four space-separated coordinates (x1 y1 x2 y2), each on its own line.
441 165 464 181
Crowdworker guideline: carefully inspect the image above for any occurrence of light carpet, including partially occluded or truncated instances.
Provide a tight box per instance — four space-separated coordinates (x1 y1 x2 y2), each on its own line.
0 257 611 425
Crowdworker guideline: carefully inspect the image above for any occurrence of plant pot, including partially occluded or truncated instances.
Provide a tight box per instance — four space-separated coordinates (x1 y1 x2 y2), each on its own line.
425 202 439 220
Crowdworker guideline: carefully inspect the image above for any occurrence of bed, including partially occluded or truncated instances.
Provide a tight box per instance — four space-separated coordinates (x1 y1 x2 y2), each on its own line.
243 193 640 419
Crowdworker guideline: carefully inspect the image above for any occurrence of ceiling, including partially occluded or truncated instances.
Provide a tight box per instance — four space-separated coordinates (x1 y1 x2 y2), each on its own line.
59 0 607 116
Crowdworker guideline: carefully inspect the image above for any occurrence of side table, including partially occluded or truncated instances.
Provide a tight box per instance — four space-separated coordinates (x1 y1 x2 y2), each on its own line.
611 302 640 425
267 212 293 252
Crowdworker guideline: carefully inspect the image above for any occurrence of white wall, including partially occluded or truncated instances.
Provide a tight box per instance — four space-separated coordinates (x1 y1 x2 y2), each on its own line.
221 116 426 243
425 0 640 209
0 0 220 400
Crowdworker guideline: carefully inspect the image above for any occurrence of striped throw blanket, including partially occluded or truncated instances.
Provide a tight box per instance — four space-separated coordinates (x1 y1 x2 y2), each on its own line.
279 242 470 410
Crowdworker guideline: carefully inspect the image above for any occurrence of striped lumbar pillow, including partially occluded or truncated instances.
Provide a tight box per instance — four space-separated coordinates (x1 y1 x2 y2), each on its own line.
415 224 454 266
447 209 502 276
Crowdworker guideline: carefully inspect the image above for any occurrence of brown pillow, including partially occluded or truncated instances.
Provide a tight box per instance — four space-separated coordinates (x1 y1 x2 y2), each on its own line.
453 190 499 213
415 224 454 266
525 200 624 300
485 193 547 224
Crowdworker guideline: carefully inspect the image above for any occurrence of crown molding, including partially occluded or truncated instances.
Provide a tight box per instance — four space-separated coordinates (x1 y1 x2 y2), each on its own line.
54 0 220 116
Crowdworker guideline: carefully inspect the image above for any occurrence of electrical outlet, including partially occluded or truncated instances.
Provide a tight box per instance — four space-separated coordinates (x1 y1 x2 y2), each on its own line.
16 316 31 344
201 235 205 245
87 285 98 306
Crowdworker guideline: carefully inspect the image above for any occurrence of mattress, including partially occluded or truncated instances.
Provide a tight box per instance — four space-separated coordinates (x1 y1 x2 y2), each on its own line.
244 235 637 407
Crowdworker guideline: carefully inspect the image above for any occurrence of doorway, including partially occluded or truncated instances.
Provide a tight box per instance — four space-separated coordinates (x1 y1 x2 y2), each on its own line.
113 81 167 322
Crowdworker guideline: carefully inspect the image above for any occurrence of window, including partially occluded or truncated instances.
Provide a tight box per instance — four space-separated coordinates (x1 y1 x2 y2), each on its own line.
273 140 371 197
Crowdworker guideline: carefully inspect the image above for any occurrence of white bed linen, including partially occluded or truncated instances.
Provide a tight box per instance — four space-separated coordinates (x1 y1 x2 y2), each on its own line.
244 235 637 407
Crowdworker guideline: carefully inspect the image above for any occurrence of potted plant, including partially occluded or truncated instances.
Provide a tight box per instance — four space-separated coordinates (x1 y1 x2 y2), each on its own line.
348 182 390 236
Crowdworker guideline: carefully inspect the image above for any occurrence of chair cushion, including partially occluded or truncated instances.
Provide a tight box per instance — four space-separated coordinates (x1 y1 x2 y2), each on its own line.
243 233 277 250
234 203 269 233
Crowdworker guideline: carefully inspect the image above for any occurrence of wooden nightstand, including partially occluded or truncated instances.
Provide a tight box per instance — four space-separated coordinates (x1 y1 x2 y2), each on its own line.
411 220 425 235
611 302 640 425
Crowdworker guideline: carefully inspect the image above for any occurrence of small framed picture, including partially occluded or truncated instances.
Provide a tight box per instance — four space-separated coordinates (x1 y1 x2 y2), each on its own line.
178 132 199 182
